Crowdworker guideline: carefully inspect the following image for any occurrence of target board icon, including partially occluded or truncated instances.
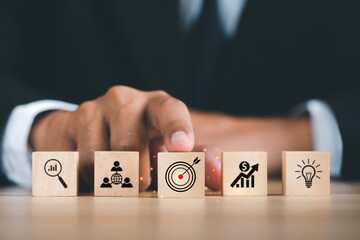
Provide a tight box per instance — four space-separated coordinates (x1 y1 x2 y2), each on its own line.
165 157 201 192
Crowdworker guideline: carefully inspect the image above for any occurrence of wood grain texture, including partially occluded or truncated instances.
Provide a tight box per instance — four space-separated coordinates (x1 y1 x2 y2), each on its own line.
222 152 267 196
94 151 139 197
158 152 205 198
1 181 360 240
32 151 79 196
282 151 330 196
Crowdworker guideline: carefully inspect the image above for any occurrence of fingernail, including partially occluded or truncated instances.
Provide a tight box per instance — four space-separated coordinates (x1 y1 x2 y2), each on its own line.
170 131 190 146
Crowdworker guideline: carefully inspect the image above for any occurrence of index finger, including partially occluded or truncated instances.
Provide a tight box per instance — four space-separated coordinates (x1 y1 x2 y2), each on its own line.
146 92 194 152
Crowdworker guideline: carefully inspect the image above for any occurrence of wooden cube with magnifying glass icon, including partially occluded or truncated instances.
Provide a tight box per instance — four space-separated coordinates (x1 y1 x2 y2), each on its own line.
282 151 330 196
32 151 79 196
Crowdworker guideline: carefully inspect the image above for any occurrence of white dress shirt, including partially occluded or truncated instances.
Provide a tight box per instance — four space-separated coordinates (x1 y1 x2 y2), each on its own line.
1 0 343 187
294 100 343 178
1 100 78 187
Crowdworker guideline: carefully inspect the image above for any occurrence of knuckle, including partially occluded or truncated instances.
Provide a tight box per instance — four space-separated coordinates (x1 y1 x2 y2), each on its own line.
106 85 135 104
76 101 98 123
151 90 169 97
78 101 96 115
106 86 148 110
159 97 186 110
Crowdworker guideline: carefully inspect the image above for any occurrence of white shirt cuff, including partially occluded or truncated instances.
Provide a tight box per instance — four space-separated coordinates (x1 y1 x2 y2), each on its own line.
1 100 78 187
294 99 343 178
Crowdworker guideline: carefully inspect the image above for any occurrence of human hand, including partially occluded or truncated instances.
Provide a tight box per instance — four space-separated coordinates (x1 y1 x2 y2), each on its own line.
29 86 195 191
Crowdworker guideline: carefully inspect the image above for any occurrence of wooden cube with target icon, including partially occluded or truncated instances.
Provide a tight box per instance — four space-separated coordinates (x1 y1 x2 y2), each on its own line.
157 152 205 198
94 151 139 197
32 151 79 197
222 152 267 196
282 151 330 196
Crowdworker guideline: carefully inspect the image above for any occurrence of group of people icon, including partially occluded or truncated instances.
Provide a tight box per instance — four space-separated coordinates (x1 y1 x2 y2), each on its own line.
100 177 133 188
100 161 133 188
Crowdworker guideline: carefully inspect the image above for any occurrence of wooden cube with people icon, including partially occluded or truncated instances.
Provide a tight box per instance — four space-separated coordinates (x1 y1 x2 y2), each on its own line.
157 152 205 198
221 152 267 196
94 151 139 197
32 151 79 196
282 151 330 196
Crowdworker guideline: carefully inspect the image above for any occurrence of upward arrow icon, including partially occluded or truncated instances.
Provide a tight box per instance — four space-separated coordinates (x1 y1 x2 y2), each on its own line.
230 164 259 188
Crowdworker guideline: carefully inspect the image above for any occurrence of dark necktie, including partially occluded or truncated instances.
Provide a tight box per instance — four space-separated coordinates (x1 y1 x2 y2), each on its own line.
193 0 224 108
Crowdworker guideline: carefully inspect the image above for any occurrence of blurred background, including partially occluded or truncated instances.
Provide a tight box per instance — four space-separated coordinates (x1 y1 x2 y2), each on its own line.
0 0 359 185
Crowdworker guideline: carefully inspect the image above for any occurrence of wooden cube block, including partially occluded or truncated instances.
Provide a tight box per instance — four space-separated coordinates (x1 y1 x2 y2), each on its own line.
282 151 330 196
158 152 205 198
222 152 267 196
32 152 79 196
94 151 139 197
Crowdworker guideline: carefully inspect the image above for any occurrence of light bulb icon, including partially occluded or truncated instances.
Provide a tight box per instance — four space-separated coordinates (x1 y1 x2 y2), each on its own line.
301 165 316 188
295 159 322 189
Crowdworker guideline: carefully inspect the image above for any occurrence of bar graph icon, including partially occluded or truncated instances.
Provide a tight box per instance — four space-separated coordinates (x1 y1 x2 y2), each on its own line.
234 175 255 188
230 161 259 189
48 164 58 172
44 159 68 188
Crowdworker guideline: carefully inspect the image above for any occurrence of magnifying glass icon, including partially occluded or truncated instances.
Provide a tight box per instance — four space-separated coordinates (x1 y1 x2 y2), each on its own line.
44 159 68 188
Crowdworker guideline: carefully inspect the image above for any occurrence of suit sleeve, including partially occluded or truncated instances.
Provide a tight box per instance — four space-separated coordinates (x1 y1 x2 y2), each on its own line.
322 1 360 179
0 1 44 184
328 95 360 180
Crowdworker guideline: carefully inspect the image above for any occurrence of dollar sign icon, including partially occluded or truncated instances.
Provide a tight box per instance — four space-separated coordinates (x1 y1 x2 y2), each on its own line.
239 161 250 172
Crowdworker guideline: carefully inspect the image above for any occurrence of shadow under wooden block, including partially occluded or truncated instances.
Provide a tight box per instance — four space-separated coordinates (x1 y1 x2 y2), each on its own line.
94 151 139 197
222 152 267 196
32 151 79 196
158 152 205 198
282 151 330 196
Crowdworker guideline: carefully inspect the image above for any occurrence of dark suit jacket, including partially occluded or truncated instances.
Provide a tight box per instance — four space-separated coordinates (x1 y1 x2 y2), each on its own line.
1 0 359 182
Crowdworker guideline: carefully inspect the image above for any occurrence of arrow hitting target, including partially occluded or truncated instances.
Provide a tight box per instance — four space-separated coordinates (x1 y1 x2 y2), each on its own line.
165 157 201 192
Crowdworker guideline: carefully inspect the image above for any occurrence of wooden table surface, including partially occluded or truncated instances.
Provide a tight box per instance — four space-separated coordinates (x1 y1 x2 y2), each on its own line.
1 180 360 240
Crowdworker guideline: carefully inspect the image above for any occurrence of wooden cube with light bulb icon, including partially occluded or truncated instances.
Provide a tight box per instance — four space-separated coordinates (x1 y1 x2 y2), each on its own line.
282 151 330 196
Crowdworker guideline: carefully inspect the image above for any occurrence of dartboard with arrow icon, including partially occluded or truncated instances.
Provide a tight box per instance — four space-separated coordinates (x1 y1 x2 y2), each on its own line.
165 157 201 192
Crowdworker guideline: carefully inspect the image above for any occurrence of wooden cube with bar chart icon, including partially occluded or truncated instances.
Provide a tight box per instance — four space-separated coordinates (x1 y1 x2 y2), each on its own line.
157 152 205 198
222 152 267 196
282 151 330 196
94 151 139 197
32 152 79 196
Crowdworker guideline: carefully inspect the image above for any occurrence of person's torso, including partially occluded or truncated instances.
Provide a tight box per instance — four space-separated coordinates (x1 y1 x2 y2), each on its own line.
13 0 341 116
